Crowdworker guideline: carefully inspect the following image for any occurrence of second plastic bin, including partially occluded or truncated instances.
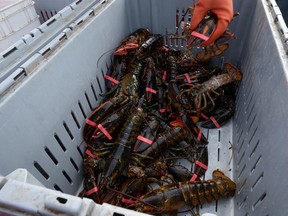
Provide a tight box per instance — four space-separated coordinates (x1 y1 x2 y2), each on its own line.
0 0 40 52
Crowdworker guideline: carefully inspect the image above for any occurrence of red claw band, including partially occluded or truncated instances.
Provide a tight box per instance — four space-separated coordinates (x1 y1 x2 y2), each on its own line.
137 135 153 145
145 87 157 94
114 47 127 56
197 130 202 142
200 112 209 120
124 43 139 49
97 124 113 140
195 160 208 170
159 109 166 113
161 46 169 52
162 70 167 81
191 31 209 41
86 187 98 196
122 197 135 204
85 149 98 159
190 173 198 182
86 119 97 127
184 73 191 83
210 116 221 128
104 75 119 84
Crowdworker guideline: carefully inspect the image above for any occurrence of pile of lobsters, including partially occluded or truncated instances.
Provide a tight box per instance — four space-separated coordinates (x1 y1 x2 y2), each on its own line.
80 13 241 215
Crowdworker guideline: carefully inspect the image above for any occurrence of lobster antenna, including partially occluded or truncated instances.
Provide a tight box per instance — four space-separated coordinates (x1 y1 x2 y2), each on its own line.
228 141 234 165
96 47 118 67
107 188 161 211
159 156 190 161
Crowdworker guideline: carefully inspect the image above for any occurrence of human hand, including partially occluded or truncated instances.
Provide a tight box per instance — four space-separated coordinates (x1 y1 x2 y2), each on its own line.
190 0 234 46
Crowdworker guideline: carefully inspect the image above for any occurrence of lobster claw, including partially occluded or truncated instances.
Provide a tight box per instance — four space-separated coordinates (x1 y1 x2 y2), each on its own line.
180 113 208 145
187 13 235 47
133 115 159 153
168 164 194 182
201 104 235 129
113 28 151 56
83 94 130 144
144 58 157 104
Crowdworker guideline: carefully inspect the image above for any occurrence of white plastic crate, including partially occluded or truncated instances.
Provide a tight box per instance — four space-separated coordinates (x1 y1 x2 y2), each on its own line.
0 0 40 52
0 0 288 215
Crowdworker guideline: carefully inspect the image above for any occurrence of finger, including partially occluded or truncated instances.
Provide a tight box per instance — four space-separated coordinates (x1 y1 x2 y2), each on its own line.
190 5 208 30
201 18 229 46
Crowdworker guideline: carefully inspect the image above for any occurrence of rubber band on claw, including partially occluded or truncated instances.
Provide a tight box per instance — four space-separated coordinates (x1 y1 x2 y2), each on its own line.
191 31 209 41
86 187 98 196
137 135 153 145
162 70 167 81
121 197 135 204
104 75 119 84
85 149 98 159
124 43 139 49
197 130 203 142
200 112 209 120
184 73 191 83
97 124 113 140
195 160 208 170
86 119 97 127
190 173 198 182
114 47 128 55
210 116 221 128
145 87 157 94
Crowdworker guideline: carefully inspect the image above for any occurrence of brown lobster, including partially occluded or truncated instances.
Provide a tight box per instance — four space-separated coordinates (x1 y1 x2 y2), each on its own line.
131 170 236 214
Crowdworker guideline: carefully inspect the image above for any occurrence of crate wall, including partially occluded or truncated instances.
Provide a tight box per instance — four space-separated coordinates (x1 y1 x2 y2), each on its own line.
0 0 288 215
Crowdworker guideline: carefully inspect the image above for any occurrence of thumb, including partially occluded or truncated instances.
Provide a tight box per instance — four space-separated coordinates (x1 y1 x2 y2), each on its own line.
201 18 229 46
190 5 208 30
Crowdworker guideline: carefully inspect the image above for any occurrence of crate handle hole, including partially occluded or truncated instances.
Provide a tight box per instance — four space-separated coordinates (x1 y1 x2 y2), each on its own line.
57 197 67 204
113 213 125 216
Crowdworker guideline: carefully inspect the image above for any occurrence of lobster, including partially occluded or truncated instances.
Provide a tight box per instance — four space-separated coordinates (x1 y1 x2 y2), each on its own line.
99 97 146 190
80 144 109 203
138 124 193 161
175 65 220 84
176 62 242 114
134 34 164 60
131 170 236 214
133 114 160 154
186 13 235 47
143 57 157 104
167 55 208 144
199 82 238 128
114 28 152 56
81 26 241 212
83 59 146 144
